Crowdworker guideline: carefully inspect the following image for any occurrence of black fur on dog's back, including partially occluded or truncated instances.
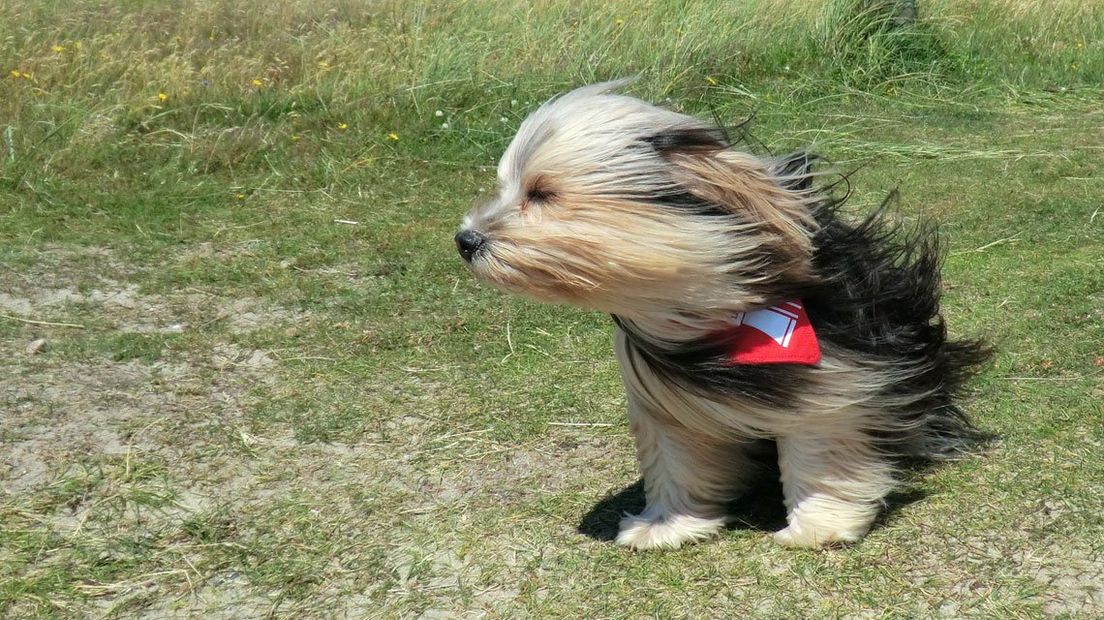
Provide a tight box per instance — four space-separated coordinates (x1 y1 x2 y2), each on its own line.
616 151 991 460
803 186 992 458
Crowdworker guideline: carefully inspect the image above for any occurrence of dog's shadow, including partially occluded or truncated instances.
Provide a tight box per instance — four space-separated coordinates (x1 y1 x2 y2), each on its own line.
577 478 788 541
577 470 927 542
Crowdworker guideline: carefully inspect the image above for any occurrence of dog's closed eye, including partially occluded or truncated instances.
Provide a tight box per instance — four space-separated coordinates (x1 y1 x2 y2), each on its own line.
527 187 556 202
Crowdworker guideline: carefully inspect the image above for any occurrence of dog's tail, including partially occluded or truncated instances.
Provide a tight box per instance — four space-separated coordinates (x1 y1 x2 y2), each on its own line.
771 151 822 194
908 333 994 459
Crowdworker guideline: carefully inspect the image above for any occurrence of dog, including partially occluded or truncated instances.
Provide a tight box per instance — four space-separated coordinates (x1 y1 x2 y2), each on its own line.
455 81 988 549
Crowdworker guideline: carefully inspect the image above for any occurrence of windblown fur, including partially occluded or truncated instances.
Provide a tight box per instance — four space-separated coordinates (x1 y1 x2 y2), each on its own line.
456 81 989 549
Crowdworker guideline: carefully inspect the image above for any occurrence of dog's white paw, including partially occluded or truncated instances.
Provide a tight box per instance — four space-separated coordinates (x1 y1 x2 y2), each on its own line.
771 522 865 548
615 513 726 550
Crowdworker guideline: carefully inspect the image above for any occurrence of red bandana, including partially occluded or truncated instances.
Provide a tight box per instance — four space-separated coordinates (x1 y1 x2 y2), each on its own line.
722 300 821 366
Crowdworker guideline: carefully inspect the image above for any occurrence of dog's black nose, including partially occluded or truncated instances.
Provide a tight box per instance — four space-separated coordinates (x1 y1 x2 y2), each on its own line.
455 230 487 262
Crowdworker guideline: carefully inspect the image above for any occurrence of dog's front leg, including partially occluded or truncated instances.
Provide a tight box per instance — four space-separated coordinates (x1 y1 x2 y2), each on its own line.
613 330 756 550
774 427 895 547
615 399 739 550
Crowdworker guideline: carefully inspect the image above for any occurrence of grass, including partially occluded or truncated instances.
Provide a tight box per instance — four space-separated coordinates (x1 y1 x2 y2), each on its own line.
1 0 1102 617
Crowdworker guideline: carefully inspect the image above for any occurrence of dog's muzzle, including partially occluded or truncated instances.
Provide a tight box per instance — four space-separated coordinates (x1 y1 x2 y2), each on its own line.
454 229 487 262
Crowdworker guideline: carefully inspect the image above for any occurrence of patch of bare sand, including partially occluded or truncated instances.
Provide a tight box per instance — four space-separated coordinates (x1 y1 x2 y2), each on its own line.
0 245 325 615
0 343 297 616
1 281 307 335
1 245 309 335
0 348 279 495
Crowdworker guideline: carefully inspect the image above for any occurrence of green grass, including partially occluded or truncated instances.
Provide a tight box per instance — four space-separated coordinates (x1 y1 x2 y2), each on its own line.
2 0 1102 617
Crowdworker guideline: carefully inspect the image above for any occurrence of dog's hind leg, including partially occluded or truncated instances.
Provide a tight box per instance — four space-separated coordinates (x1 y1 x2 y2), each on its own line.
773 426 895 547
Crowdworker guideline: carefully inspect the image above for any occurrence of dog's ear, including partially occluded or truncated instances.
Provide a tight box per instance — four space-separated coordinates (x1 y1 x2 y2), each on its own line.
643 127 820 258
644 127 729 155
664 148 820 257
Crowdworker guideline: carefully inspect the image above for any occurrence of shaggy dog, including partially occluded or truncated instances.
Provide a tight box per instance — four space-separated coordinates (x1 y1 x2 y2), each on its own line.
455 81 988 549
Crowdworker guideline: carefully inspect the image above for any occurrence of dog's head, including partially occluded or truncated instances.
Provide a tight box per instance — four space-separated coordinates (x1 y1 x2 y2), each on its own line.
456 81 822 322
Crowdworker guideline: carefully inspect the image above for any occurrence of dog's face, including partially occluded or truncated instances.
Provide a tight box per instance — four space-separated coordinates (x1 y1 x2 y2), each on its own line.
456 82 819 319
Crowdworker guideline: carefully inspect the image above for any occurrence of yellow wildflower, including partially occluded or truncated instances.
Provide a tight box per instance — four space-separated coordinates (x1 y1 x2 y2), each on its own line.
158 92 168 102
337 122 348 130
251 78 263 87
615 18 624 25
52 45 66 53
10 69 20 78
388 132 399 141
